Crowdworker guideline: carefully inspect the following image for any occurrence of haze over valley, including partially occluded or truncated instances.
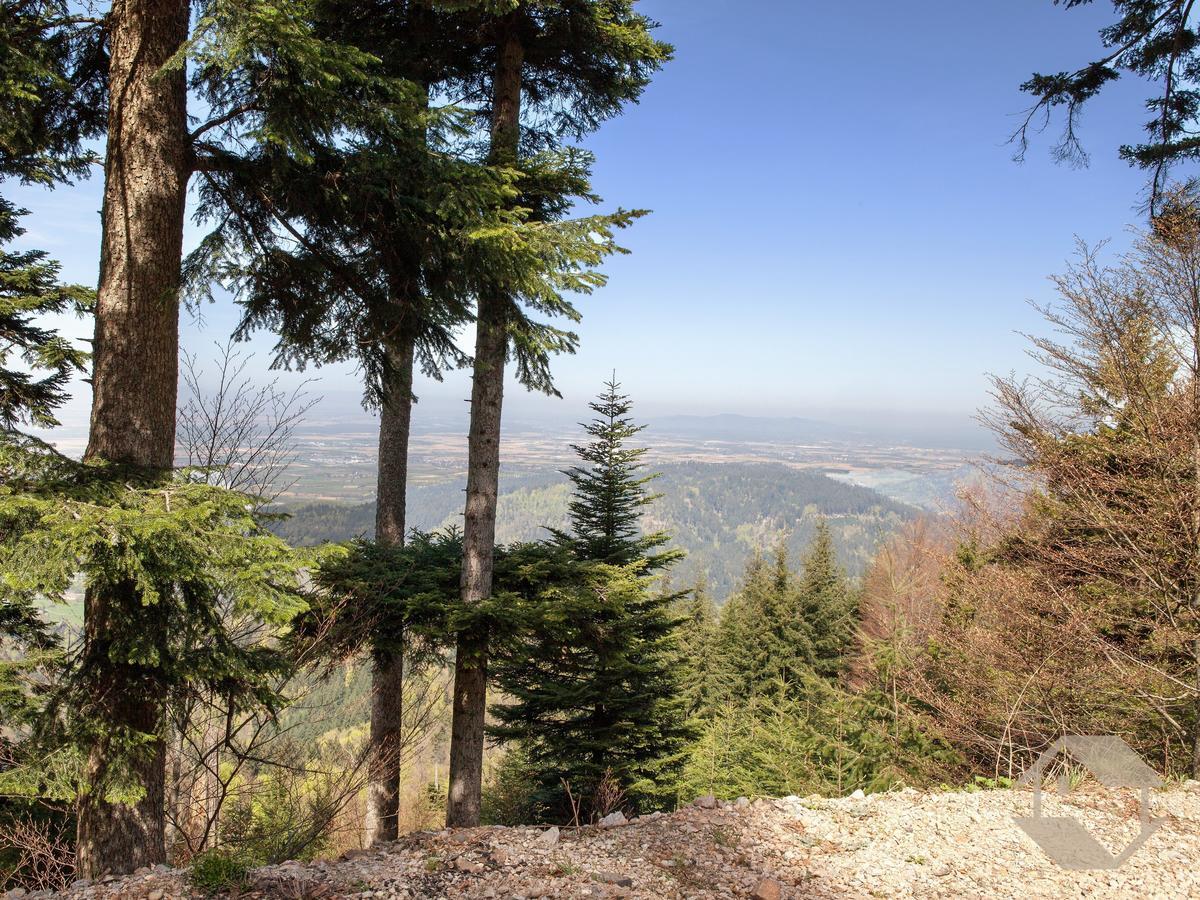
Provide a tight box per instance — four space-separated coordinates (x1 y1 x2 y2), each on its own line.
265 406 983 598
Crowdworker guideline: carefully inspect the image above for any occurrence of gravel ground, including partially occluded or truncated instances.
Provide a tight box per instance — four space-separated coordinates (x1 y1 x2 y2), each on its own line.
29 783 1200 899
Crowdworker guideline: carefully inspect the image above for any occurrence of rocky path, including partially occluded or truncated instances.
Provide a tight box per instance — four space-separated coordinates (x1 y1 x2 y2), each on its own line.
41 784 1200 899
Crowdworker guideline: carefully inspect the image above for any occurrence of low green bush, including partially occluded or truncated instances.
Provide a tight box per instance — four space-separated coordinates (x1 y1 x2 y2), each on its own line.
189 848 255 894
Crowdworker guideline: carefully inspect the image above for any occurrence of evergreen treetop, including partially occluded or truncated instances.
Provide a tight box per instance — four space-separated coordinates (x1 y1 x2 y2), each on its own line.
434 0 671 398
679 537 952 802
553 378 675 568
442 0 673 145
717 545 812 697
673 578 724 719
799 520 857 681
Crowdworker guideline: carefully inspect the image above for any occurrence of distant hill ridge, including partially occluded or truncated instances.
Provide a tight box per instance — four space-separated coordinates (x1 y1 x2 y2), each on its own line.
272 461 918 599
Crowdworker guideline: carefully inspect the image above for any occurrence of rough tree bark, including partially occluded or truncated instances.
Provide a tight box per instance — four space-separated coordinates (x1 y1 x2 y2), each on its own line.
446 14 523 829
365 333 415 844
75 0 190 877
85 0 187 468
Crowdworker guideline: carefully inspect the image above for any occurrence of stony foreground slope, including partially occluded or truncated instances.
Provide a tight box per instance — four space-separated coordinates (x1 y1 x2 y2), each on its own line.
43 784 1200 899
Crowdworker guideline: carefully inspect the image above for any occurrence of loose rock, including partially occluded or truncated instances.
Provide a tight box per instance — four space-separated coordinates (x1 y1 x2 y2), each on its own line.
594 871 634 887
751 877 783 900
43 786 1200 899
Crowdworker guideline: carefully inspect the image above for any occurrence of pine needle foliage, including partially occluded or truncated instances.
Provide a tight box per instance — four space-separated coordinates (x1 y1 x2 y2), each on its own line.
0 0 105 187
1013 0 1200 211
443 0 674 146
301 530 465 671
0 200 90 429
0 0 100 431
489 558 689 820
303 529 585 661
0 0 102 731
673 579 722 719
717 546 815 696
0 434 307 797
678 672 960 801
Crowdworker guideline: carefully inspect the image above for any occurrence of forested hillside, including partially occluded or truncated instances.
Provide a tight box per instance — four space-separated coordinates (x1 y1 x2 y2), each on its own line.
270 462 917 598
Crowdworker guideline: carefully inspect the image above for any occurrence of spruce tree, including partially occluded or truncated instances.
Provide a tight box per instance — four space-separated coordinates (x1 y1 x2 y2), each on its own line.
702 531 853 707
720 552 773 693
0 0 393 873
723 545 813 696
798 521 857 681
682 540 953 800
553 378 672 568
490 380 688 821
191 26 477 839
674 579 723 719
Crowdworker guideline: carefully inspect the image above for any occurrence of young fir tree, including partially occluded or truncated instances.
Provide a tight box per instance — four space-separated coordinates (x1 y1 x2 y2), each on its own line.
0 199 89 738
712 545 814 699
0 198 87 739
490 380 688 822
798 521 857 681
674 579 722 719
681 543 955 800
552 378 672 567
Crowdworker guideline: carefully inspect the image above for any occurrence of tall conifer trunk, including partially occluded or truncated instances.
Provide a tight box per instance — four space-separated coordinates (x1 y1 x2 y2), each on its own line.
76 0 189 877
446 13 523 828
365 332 415 844
85 0 187 468
364 48 431 837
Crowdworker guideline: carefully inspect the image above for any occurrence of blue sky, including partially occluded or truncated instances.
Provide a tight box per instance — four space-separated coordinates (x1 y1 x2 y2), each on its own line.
10 0 1159 440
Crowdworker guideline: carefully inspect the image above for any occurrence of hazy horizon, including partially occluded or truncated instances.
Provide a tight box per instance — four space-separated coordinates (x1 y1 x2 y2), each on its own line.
36 370 998 460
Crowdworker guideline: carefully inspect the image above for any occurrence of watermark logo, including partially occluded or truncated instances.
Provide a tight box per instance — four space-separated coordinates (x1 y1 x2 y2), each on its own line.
1013 735 1163 870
